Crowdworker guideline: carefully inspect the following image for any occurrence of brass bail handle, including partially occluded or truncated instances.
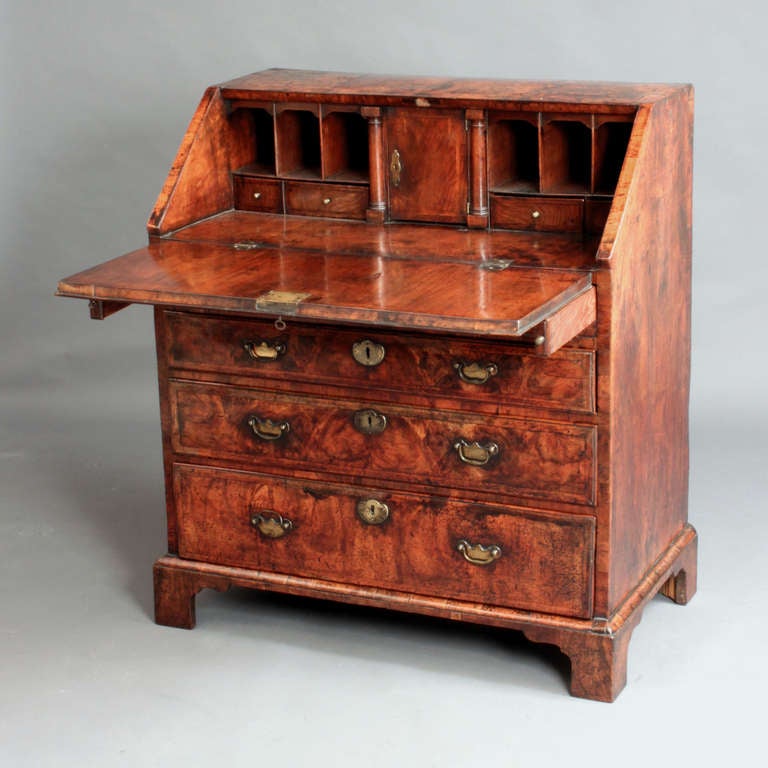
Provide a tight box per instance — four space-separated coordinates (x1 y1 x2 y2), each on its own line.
456 539 502 566
390 148 402 188
248 415 290 441
251 512 293 539
453 438 500 467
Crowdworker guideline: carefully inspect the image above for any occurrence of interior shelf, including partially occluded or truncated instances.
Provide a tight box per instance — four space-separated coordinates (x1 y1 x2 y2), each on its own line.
594 120 633 194
276 108 322 179
541 119 592 194
488 116 539 193
322 110 369 184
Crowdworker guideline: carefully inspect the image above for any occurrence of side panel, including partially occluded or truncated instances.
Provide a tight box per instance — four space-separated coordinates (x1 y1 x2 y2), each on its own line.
604 90 693 610
147 88 255 235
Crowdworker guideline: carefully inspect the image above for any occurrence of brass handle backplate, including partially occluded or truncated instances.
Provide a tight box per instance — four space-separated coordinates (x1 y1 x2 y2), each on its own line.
353 408 388 435
248 415 290 441
356 498 390 525
251 512 293 538
243 338 287 361
456 539 502 565
352 339 386 367
453 438 500 467
390 148 402 188
454 360 499 384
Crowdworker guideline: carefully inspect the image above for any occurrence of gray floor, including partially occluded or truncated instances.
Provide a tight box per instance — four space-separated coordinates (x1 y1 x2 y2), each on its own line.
0 317 765 767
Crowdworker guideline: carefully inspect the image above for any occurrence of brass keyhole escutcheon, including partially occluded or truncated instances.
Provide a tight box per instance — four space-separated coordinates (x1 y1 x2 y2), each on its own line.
390 148 402 187
352 339 386 367
353 408 387 435
356 498 390 525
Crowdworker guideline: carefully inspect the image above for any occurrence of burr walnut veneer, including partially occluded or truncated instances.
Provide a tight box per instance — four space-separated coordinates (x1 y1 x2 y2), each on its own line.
57 69 696 701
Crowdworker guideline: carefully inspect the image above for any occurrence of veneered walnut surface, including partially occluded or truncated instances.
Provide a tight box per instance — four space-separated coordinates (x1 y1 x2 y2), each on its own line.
57 238 593 337
173 463 596 618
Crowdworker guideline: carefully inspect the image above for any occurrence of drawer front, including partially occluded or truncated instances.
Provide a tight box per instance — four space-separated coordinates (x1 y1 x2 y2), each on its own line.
285 181 368 219
170 382 597 505
233 177 283 213
174 464 596 619
164 312 595 414
491 195 584 233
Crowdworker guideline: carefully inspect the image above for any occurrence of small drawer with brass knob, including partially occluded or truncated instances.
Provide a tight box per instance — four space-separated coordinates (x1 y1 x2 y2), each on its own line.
490 194 584 233
285 181 368 220
233 176 284 213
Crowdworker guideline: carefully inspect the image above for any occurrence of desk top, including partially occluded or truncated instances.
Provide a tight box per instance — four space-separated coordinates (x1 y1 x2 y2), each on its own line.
58 214 594 337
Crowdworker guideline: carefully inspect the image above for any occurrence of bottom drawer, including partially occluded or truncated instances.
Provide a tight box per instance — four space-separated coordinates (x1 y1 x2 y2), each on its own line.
174 464 595 619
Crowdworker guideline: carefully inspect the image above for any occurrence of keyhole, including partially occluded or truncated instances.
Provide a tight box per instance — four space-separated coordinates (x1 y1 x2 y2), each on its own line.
369 504 375 515
366 344 371 360
367 413 373 428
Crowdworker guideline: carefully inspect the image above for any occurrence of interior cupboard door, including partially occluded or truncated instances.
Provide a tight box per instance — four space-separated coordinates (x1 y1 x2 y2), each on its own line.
386 108 468 224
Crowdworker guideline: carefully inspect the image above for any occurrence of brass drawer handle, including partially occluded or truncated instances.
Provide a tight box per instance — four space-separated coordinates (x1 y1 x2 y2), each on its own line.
353 408 387 435
456 539 502 565
322 197 332 205
248 414 290 441
390 148 402 187
453 360 499 384
352 339 386 367
243 338 287 361
251 512 293 538
453 438 499 467
253 192 262 200
356 498 390 525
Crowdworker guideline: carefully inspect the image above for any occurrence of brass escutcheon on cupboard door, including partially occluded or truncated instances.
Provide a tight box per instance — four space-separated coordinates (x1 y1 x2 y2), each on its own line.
390 149 402 187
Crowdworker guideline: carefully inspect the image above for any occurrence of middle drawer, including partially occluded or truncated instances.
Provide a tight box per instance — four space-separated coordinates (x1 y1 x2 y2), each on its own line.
170 381 596 505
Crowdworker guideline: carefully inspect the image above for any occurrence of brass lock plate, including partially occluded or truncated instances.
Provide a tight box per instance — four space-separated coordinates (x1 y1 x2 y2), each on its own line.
352 339 386 367
353 408 387 435
356 498 390 525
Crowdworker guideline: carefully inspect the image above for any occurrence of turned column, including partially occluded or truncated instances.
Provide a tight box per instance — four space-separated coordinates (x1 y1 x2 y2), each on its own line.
466 109 488 229
363 106 387 223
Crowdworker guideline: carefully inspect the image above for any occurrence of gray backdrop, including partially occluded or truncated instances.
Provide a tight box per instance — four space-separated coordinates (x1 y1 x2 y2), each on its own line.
1 1 765 765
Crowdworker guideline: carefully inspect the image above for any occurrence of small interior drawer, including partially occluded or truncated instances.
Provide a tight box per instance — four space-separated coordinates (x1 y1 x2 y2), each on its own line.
491 195 584 233
174 464 596 619
285 181 368 219
233 176 283 213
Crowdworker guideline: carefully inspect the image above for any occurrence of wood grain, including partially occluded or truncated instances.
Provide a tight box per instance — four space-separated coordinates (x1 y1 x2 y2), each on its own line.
174 463 596 618
169 380 597 505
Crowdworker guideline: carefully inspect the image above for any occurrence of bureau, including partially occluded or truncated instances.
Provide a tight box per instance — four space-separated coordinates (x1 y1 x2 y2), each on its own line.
57 69 697 701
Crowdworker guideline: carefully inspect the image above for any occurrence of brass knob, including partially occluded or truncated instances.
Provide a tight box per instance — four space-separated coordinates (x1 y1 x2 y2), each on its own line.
253 192 262 200
323 197 332 205
531 209 541 219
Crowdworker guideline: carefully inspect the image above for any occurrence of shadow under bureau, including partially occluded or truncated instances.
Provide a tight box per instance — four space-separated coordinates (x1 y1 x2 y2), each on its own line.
57 69 697 701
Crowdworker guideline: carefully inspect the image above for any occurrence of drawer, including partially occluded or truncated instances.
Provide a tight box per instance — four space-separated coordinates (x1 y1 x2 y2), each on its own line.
174 464 596 619
164 312 595 414
233 176 283 213
285 181 368 219
491 195 584 232
170 382 597 505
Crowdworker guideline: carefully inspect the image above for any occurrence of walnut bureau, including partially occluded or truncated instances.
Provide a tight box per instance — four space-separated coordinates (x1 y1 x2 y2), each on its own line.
57 69 697 701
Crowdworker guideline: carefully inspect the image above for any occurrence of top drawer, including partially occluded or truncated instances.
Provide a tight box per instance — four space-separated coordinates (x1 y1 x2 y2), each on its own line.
163 312 595 414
